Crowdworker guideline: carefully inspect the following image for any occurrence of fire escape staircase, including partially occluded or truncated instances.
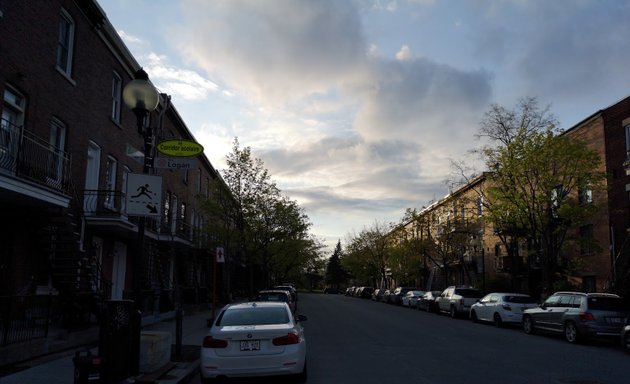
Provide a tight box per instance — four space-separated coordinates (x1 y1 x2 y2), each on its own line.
38 200 101 326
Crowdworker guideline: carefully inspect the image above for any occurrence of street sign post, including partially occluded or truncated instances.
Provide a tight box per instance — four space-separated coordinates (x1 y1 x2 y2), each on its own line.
125 173 162 216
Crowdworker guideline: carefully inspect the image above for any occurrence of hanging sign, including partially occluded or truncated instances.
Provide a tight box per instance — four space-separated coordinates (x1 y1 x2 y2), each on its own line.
156 139 204 157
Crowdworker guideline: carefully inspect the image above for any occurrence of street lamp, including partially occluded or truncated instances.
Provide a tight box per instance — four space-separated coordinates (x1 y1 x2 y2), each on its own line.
122 68 159 375
123 68 159 172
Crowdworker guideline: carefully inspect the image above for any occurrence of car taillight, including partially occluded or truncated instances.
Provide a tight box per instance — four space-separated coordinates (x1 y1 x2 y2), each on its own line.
501 304 512 311
578 312 595 321
203 336 228 348
273 331 300 346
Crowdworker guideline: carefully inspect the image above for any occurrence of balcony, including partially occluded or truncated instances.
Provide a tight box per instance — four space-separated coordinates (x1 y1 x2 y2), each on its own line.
83 189 203 245
0 119 71 199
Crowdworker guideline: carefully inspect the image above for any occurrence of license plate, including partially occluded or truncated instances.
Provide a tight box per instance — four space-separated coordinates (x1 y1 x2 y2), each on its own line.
240 340 260 351
606 317 624 324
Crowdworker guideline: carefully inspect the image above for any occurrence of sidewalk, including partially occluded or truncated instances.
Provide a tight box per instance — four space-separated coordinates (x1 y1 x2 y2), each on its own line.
0 309 212 384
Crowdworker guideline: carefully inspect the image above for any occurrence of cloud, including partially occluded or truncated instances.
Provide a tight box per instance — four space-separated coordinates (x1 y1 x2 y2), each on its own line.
177 0 371 107
140 53 219 101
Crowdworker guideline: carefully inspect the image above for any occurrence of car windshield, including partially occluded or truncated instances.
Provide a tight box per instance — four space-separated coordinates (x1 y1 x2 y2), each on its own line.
217 307 290 326
256 293 289 302
456 289 482 298
587 297 628 311
505 295 536 303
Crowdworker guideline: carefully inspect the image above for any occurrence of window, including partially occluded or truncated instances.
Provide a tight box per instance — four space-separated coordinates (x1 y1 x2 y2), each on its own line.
625 124 630 158
121 166 130 214
205 177 210 198
170 194 178 233
579 224 594 256
476 196 483 217
48 118 66 186
1 86 25 162
180 202 186 231
579 186 593 205
104 156 117 209
197 168 202 193
111 72 122 123
56 9 75 76
164 191 171 226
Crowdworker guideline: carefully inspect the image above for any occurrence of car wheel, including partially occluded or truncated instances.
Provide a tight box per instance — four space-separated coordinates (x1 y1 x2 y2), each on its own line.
294 361 308 383
523 316 535 334
450 306 457 318
623 332 630 354
564 321 581 344
471 310 478 323
493 313 503 328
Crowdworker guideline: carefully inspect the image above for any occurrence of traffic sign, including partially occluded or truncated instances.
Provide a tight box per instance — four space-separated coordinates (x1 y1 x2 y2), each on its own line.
156 139 204 157
126 173 162 216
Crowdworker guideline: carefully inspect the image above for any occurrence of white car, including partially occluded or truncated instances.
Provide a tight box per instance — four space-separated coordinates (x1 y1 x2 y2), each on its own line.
402 290 426 308
200 301 308 382
470 292 538 327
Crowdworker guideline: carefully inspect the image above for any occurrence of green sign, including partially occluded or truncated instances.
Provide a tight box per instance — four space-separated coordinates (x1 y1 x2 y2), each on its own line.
156 139 204 157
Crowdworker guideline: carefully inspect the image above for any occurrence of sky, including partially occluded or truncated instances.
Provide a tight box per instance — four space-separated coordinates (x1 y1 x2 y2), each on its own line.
98 0 630 254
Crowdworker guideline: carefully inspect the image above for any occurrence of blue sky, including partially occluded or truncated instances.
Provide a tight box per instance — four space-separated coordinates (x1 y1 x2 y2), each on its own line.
98 0 630 253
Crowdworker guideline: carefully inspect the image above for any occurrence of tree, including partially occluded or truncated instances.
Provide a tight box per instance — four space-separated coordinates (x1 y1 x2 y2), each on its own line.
477 98 605 292
216 138 320 294
325 240 347 289
343 221 391 287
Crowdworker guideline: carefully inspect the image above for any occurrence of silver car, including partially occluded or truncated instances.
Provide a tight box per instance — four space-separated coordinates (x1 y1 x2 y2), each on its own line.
522 291 630 343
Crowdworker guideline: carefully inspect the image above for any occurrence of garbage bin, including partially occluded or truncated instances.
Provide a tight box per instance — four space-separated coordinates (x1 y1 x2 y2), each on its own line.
73 349 102 384
98 300 140 381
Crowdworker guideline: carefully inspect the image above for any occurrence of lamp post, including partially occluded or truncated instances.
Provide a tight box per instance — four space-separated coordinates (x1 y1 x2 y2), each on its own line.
123 68 159 305
122 68 159 375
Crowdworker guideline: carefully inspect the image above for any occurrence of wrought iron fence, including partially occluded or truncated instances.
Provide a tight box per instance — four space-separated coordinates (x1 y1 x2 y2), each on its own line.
0 119 71 194
0 295 52 347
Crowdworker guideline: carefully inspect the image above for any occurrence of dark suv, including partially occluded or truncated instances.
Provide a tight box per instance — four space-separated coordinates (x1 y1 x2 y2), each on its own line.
522 291 630 343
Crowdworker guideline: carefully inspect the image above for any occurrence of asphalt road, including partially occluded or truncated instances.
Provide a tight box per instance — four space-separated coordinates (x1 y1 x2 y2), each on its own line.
191 292 630 384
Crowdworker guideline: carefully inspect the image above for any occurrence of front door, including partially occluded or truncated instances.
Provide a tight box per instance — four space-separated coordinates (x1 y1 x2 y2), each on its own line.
111 241 127 300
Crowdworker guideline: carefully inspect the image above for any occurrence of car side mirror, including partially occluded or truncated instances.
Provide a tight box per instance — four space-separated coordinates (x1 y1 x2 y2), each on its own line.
296 314 308 322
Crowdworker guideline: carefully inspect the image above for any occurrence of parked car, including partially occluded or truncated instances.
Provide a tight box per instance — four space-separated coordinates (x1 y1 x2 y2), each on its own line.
323 287 340 294
436 286 483 318
372 288 386 301
470 293 538 327
381 289 393 304
402 290 425 308
522 291 630 343
345 287 355 296
255 290 296 313
201 302 308 381
359 287 374 299
390 287 415 305
621 325 630 354
416 291 442 312
275 285 298 303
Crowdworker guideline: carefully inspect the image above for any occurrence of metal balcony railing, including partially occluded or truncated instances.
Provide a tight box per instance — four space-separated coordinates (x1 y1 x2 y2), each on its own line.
0 119 71 194
83 189 127 217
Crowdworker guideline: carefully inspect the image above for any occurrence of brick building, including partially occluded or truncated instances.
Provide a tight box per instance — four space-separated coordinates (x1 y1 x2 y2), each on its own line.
0 0 237 345
390 96 630 297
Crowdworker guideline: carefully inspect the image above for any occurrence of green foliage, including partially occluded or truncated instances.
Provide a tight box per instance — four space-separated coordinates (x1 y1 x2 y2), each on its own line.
325 240 347 288
202 137 322 290
479 98 605 290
